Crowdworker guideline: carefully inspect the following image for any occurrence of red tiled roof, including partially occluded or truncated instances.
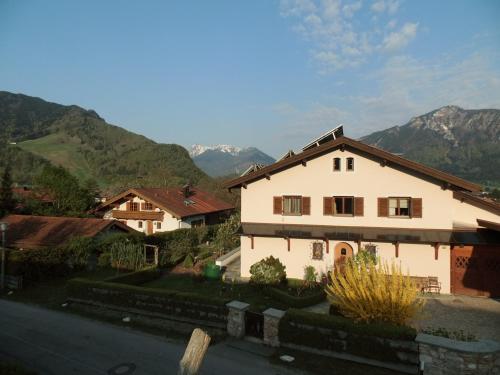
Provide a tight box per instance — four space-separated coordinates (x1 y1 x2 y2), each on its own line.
12 187 53 203
97 187 234 219
2 215 133 250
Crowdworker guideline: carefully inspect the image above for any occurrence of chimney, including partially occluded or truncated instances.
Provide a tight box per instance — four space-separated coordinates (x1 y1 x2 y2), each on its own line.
182 184 191 198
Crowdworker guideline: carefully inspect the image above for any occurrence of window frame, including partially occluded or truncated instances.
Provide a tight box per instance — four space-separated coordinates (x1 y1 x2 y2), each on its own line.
138 221 143 229
346 157 354 171
143 202 153 211
156 222 161 230
130 202 139 211
282 195 303 216
333 196 354 216
333 157 341 172
388 197 411 218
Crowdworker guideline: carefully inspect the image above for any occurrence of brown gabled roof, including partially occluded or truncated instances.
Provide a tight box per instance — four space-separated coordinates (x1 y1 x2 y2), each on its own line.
477 219 500 232
223 136 481 192
454 191 500 215
96 187 234 219
2 215 134 250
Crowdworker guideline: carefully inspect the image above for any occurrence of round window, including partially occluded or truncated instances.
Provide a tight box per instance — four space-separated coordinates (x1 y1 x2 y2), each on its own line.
341 248 347 255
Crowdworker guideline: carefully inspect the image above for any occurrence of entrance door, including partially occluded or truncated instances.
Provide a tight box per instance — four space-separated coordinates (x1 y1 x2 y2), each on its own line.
146 220 153 235
334 242 354 272
451 245 500 297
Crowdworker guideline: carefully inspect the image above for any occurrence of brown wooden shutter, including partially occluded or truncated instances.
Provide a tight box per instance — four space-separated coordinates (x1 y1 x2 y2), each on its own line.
141 203 145 210
323 197 333 215
126 201 131 211
354 197 364 216
273 196 283 215
378 198 388 217
302 197 311 215
411 198 422 218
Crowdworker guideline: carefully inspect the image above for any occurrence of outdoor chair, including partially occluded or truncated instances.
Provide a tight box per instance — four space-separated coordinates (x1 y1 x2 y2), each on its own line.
423 276 441 294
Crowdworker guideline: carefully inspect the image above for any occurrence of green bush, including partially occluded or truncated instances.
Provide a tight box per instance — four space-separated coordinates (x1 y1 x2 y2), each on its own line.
303 266 318 287
249 256 286 285
65 237 98 267
105 267 161 285
183 253 194 268
264 286 325 308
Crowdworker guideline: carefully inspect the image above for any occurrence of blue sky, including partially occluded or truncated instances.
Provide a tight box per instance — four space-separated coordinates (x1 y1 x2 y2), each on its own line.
1 0 499 157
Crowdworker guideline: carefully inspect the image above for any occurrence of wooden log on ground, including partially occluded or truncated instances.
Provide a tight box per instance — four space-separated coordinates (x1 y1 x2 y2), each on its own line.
177 328 211 375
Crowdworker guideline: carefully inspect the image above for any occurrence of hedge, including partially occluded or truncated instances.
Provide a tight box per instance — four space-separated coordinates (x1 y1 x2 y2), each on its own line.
282 309 416 340
104 267 161 285
67 278 229 323
264 287 326 308
279 309 418 365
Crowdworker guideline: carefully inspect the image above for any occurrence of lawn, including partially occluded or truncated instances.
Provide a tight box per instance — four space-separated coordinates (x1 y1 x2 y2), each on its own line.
142 274 322 312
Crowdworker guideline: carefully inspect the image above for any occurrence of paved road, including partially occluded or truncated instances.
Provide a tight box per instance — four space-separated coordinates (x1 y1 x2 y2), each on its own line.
0 300 304 375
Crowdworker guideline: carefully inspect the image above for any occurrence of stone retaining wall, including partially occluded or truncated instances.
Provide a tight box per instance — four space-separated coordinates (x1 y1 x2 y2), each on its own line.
416 334 500 375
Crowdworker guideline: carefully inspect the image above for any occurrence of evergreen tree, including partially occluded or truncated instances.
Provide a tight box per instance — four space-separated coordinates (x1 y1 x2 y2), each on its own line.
0 163 15 216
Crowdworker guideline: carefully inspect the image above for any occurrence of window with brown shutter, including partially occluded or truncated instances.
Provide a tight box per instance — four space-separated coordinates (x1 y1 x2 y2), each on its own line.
378 198 388 217
354 197 364 216
323 197 333 215
302 197 311 215
126 201 131 211
411 198 422 218
273 196 283 215
333 196 354 216
283 196 302 215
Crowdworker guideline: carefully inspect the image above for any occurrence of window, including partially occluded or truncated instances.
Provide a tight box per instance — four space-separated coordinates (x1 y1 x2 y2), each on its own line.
347 157 354 171
389 197 411 217
130 202 139 211
138 221 143 228
283 196 302 215
333 196 354 216
156 222 161 230
143 202 153 211
333 157 341 171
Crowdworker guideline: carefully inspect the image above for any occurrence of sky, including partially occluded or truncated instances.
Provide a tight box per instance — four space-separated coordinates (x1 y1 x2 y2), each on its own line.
1 0 499 157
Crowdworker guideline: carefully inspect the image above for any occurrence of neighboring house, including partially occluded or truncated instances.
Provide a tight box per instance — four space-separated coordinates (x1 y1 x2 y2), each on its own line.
3 214 134 250
12 186 54 209
224 133 500 297
94 185 234 234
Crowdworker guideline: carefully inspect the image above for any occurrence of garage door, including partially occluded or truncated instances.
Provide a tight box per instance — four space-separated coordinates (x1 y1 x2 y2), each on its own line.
451 246 500 297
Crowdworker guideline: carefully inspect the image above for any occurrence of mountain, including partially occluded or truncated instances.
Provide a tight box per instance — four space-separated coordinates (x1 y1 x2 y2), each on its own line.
361 106 500 187
0 91 214 194
190 144 275 177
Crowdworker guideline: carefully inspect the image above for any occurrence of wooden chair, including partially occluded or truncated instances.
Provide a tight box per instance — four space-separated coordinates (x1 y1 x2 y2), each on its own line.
423 276 441 294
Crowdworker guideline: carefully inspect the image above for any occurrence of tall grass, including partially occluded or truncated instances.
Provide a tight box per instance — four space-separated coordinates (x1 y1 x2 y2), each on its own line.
326 258 424 326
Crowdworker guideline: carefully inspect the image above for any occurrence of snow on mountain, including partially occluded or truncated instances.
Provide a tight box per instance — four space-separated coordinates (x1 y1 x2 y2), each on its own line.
189 144 243 157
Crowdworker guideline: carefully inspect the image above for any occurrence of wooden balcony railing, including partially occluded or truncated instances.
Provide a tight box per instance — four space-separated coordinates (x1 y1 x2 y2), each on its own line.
112 210 164 221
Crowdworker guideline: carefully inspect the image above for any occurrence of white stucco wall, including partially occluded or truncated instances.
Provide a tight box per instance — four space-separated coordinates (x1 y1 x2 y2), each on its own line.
452 199 500 228
241 237 452 293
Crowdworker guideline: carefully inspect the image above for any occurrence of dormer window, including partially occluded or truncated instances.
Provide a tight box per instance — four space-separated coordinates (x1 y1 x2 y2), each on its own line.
184 199 195 206
333 157 341 171
347 157 354 171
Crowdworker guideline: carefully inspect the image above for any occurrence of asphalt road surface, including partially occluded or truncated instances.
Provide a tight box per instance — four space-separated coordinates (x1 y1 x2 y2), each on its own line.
0 300 305 375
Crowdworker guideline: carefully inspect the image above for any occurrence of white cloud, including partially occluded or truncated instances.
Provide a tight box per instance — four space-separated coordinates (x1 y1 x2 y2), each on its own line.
279 0 418 72
382 22 418 50
370 0 399 14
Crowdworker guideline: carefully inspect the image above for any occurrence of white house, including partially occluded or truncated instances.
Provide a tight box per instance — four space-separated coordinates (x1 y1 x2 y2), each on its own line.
95 185 234 234
224 132 500 297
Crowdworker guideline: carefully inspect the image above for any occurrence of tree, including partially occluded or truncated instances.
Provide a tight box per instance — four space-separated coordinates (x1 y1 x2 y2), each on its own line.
33 165 93 215
0 163 15 216
213 213 240 255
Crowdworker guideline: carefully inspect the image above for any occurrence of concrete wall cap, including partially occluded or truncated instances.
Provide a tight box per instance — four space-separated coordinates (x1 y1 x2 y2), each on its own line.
263 308 286 319
226 300 250 311
416 333 500 353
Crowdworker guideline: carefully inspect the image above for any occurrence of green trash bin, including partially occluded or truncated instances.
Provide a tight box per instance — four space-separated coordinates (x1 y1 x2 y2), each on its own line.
203 262 221 280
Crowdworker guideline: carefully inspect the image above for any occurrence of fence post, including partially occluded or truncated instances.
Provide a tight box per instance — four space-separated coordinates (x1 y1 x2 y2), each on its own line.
263 308 285 347
226 300 249 338
177 328 211 375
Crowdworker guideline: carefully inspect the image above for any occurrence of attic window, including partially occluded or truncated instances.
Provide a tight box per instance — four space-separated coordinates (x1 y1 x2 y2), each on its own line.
333 158 341 171
184 199 195 206
347 157 354 171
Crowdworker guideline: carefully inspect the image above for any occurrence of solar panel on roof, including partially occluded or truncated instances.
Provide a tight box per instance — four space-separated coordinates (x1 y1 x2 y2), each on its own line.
302 125 344 151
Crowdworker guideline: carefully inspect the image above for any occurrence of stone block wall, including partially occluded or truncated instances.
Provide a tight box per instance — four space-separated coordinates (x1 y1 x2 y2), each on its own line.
416 334 500 375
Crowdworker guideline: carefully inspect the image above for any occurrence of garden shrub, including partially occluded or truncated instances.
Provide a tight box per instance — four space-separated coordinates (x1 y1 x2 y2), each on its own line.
249 256 286 285
183 253 194 268
213 213 240 255
326 257 424 326
303 265 318 287
109 241 146 271
65 237 98 267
